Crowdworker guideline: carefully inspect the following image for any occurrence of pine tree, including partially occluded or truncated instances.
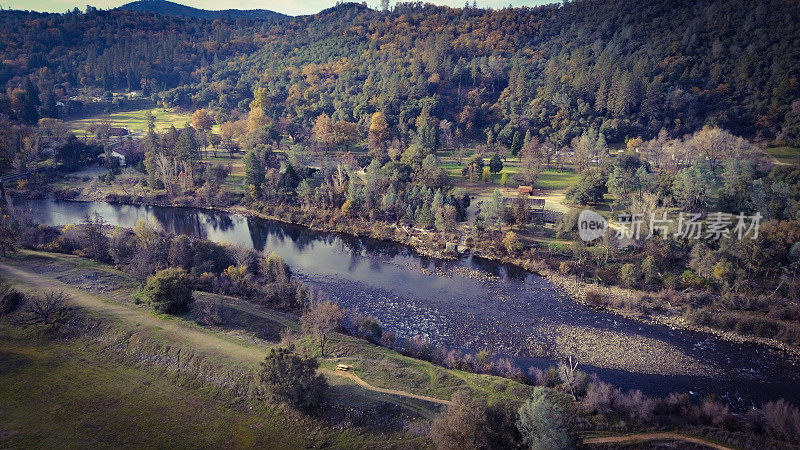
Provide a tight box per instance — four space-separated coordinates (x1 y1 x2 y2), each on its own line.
510 131 523 156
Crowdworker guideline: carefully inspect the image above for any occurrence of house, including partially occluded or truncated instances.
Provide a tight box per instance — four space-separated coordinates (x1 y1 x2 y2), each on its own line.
98 151 126 167
108 127 129 137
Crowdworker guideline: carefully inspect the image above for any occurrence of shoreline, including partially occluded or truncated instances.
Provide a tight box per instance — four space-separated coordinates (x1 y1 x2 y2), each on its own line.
34 191 800 360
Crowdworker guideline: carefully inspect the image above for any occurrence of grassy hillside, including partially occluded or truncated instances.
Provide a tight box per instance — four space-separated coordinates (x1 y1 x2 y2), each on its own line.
0 250 537 446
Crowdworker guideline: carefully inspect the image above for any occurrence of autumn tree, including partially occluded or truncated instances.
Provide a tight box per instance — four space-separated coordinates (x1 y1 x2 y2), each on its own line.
368 111 389 154
191 108 214 133
313 113 334 152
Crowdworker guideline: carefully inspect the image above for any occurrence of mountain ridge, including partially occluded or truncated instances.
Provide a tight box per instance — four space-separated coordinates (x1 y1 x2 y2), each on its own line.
118 0 287 20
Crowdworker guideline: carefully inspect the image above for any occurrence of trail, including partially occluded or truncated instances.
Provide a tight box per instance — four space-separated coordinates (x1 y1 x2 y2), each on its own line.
0 262 450 410
582 432 734 449
321 368 451 406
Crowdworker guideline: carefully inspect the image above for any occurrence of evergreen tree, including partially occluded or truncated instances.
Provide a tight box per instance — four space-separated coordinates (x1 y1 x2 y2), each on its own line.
244 150 264 194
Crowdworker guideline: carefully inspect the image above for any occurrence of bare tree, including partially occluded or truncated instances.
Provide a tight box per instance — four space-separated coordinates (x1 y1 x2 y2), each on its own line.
300 296 343 357
22 290 67 325
557 354 586 401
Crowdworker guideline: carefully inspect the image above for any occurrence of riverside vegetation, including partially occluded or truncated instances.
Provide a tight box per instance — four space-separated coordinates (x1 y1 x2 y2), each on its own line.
1 216 800 448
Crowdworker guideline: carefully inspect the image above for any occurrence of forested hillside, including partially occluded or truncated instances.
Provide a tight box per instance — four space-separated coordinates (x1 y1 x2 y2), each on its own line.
119 0 286 21
1 0 799 146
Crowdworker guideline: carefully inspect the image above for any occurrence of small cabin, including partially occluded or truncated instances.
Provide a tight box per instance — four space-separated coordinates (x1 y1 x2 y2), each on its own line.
518 185 533 196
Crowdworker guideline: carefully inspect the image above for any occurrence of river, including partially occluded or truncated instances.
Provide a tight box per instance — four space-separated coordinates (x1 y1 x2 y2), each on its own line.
13 198 800 408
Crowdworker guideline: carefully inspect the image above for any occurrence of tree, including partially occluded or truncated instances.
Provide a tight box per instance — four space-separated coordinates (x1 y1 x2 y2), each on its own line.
672 159 717 210
518 144 542 185
565 168 608 204
80 213 110 262
516 387 571 450
191 108 214 133
488 153 504 174
144 110 156 135
462 155 484 181
606 155 650 208
313 113 334 151
243 150 264 194
503 231 521 254
259 347 327 410
143 267 194 314
300 298 343 356
483 189 505 231
430 391 490 450
368 111 389 153
510 131 523 156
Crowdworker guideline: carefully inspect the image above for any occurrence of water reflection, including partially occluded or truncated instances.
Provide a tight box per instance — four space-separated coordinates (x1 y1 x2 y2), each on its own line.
13 198 800 406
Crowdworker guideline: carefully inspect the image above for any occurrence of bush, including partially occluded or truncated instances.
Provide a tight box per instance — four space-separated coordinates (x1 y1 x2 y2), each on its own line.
143 267 194 314
516 387 571 450
259 347 326 410
0 287 24 315
762 399 800 442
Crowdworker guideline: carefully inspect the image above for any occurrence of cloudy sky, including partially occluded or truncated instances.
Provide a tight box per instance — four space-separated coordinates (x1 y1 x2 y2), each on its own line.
4 1 555 16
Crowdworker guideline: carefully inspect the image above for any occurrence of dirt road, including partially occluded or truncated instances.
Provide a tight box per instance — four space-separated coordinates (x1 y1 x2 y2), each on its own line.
582 432 733 449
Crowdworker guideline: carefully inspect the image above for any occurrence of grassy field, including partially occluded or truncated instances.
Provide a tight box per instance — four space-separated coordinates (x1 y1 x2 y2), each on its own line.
65 108 208 136
0 327 343 449
764 146 800 165
0 250 537 446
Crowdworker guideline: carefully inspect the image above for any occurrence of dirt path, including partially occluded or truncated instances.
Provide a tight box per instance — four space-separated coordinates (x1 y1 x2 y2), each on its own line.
0 262 451 409
321 369 451 406
582 432 733 449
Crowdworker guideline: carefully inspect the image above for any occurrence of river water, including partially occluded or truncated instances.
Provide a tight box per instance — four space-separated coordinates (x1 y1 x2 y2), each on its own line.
13 199 800 408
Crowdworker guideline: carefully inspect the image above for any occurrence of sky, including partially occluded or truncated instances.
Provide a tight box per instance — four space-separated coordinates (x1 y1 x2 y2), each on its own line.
2 0 555 17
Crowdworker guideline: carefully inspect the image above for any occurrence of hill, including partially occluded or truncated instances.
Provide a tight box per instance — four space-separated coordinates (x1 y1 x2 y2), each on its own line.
0 0 798 146
118 0 286 20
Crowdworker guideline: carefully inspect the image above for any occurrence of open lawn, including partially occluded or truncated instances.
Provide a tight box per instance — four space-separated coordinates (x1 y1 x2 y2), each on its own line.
764 146 800 165
65 108 212 137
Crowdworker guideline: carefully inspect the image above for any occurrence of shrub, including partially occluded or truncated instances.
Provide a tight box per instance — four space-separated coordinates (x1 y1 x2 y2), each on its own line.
259 347 327 410
0 287 24 315
380 330 397 348
582 380 618 415
762 399 800 442
616 389 655 423
516 387 572 450
143 267 194 314
585 289 605 306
